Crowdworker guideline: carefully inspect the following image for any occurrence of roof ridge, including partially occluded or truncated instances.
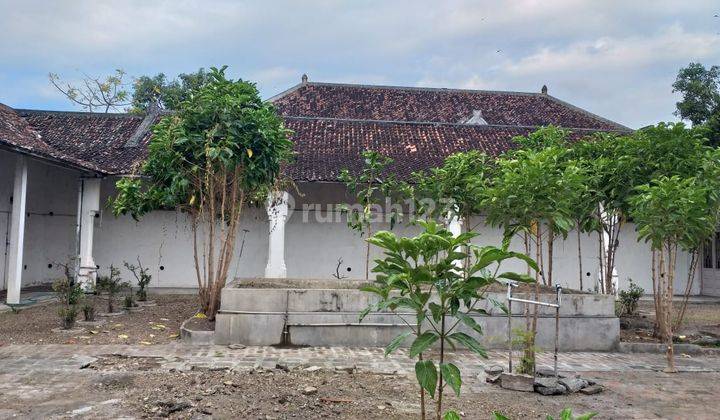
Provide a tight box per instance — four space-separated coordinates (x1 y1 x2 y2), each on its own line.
291 81 543 97
542 94 632 131
15 109 142 118
282 115 632 133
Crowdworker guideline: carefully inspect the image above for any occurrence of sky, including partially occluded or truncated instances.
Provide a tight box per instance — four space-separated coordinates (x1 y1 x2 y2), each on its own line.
0 0 718 128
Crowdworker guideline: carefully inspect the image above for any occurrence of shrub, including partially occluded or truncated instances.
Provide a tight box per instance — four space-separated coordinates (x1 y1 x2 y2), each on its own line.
82 303 96 322
124 259 152 301
58 306 78 330
618 279 644 316
123 294 137 309
96 265 129 313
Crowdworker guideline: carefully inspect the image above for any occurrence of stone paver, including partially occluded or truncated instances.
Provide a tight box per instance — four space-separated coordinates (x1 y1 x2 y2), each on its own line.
1 344 718 378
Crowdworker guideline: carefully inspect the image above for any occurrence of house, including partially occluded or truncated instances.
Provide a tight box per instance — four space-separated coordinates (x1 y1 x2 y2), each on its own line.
1 78 715 305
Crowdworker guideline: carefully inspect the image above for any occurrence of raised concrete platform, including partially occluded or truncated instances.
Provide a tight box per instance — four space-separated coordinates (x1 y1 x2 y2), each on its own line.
215 278 619 351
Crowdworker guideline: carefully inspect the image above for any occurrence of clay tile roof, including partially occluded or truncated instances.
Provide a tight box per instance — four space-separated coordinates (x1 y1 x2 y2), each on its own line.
0 81 629 180
282 117 594 182
272 82 630 131
0 104 107 172
15 109 157 175
273 82 630 181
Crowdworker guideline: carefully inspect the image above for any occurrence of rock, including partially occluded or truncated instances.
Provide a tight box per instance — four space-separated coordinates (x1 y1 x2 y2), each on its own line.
485 373 501 384
335 365 356 374
559 378 588 393
579 384 604 395
304 366 322 372
534 378 567 395
275 363 290 372
535 368 565 378
223 381 234 386
500 373 534 392
484 365 504 376
302 386 318 396
228 344 246 350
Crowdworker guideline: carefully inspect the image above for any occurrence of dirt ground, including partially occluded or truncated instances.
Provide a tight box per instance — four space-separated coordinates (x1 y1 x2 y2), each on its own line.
0 294 198 345
620 300 720 345
2 354 718 419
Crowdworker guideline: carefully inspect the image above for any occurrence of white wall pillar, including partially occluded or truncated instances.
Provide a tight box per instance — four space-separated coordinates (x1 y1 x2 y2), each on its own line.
6 156 28 305
265 191 289 278
446 212 464 271
77 178 101 290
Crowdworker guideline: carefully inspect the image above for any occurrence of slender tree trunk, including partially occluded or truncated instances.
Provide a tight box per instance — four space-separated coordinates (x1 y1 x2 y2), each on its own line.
436 314 446 420
417 322 427 420
524 232 531 277
675 247 699 329
651 249 662 337
577 223 584 291
598 228 605 294
547 221 554 287
365 222 372 279
664 242 677 373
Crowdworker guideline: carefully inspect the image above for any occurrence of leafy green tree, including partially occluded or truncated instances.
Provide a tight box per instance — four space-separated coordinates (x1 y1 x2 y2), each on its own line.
630 175 719 372
112 67 293 319
131 68 211 113
340 150 399 279
673 62 720 125
362 220 536 420
485 137 584 373
511 125 569 151
411 150 491 227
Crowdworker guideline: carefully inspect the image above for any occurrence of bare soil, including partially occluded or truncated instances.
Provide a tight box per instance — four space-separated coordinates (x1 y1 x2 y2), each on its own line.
620 300 720 346
5 356 719 419
0 294 198 345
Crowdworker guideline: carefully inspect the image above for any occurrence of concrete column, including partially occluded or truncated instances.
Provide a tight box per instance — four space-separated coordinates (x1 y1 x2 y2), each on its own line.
447 214 463 238
77 178 101 290
264 191 289 278
6 156 28 305
446 212 464 271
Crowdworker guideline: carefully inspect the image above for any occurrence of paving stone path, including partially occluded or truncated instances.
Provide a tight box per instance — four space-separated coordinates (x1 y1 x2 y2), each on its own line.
1 344 719 377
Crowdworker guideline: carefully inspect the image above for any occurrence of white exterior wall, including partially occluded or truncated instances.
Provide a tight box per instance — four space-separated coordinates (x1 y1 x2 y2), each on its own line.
615 222 701 295
467 215 601 293
0 160 703 296
0 149 80 289
93 179 269 289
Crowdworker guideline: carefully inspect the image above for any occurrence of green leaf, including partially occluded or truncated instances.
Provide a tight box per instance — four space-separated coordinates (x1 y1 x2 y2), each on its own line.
440 362 462 396
575 413 598 420
498 272 536 283
443 410 461 420
414 360 437 398
455 312 483 334
492 412 511 420
429 302 443 322
409 332 439 357
448 332 487 357
385 331 412 357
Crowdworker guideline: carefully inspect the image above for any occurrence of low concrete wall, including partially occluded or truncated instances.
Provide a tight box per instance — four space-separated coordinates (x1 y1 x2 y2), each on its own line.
215 278 619 351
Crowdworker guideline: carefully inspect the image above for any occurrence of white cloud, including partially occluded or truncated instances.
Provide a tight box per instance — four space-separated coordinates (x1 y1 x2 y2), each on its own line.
0 0 719 125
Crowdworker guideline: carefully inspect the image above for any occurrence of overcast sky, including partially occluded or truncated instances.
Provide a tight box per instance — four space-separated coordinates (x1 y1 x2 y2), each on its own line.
1 0 718 128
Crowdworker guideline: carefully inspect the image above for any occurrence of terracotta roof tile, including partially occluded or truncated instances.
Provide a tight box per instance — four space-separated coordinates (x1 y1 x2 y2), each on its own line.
283 117 597 182
16 110 154 174
273 82 629 131
0 81 628 179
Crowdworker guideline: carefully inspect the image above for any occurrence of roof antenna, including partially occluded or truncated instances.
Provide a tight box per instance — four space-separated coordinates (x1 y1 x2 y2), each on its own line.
301 74 308 84
541 84 548 95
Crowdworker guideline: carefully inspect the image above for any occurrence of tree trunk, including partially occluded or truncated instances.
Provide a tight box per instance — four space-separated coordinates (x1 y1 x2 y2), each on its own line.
547 221 554 287
675 247 699 329
664 242 677 373
435 314 446 420
577 223 583 291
